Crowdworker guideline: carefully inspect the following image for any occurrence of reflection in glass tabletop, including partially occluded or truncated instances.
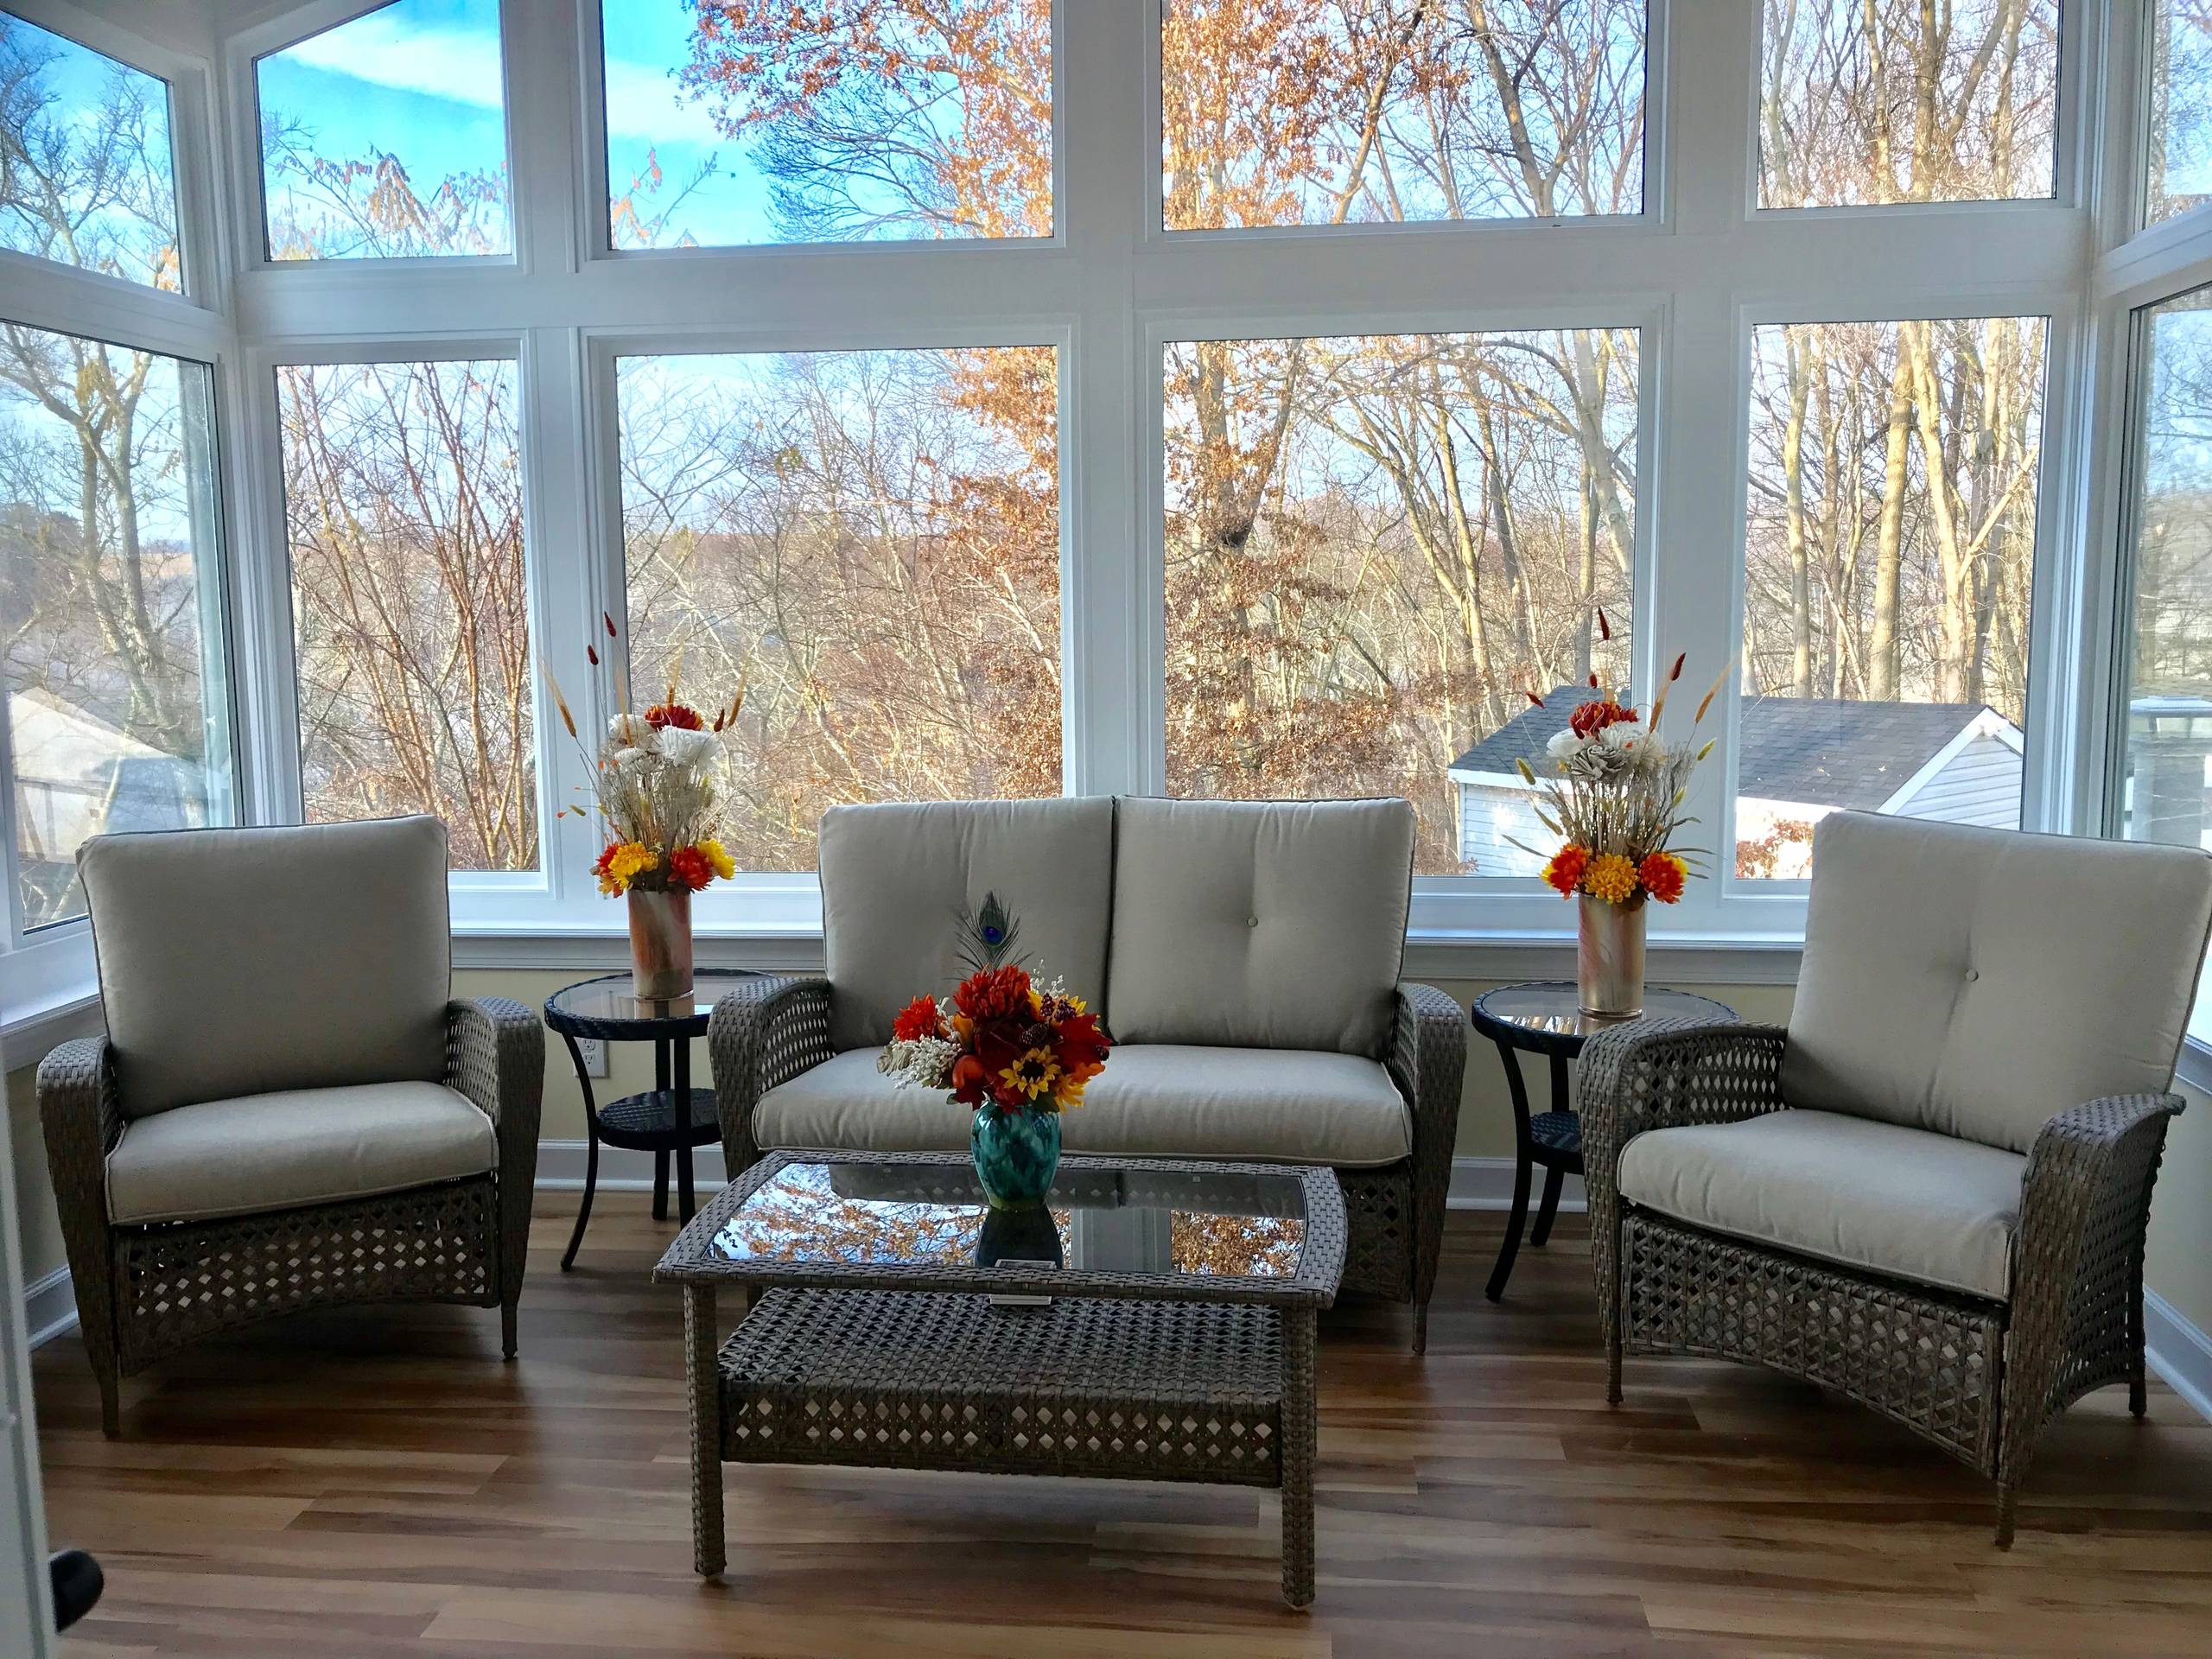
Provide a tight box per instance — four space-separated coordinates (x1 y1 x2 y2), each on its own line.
1471 981 1738 1052
706 1158 1309 1281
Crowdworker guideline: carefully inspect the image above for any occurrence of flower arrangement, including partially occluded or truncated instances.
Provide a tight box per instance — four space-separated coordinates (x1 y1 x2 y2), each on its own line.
543 614 745 995
878 894 1112 1208
1507 620 1726 1016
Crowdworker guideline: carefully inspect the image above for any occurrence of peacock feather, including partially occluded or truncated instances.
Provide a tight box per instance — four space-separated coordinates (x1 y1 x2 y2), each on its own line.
955 891 1025 974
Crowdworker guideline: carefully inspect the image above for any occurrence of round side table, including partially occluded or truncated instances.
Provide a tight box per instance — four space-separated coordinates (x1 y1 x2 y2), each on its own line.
543 969 758 1269
1470 981 1737 1301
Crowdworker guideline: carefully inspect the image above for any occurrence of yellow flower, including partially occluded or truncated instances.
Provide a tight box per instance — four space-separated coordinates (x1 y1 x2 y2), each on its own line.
697 837 735 880
999 1046 1062 1103
595 841 658 895
1584 852 1638 905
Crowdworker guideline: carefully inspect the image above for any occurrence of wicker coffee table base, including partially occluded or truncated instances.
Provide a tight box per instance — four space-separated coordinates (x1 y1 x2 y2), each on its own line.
683 1284 1321 1607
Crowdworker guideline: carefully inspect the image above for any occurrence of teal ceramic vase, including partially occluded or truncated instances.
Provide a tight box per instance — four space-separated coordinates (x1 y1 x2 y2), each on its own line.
970 1105 1062 1210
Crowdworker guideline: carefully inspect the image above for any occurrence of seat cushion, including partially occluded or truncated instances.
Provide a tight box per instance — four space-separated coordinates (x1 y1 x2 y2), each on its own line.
105 1081 498 1226
80 817 454 1119
819 798 1116 1052
1615 1109 2027 1301
753 1044 1413 1168
1783 811 2212 1154
1106 798 1414 1057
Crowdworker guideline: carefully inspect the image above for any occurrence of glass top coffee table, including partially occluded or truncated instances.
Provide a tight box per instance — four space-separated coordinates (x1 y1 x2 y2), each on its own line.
656 1150 1347 1607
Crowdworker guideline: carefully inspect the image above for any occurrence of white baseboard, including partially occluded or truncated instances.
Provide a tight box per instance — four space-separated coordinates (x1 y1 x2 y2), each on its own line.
2145 1289 2212 1425
25 1267 76 1350
531 1138 730 1192
1446 1154 1586 1213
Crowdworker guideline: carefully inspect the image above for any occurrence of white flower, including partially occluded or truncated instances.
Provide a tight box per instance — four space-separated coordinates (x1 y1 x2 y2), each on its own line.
607 714 644 746
1599 721 1639 749
610 746 652 772
658 726 717 768
1546 729 1584 761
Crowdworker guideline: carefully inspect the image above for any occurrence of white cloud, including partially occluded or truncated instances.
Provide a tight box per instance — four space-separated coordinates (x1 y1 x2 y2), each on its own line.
276 14 731 151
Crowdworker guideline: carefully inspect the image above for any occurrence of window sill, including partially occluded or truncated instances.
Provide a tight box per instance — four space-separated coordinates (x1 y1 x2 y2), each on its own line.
447 924 1807 986
0 980 101 1072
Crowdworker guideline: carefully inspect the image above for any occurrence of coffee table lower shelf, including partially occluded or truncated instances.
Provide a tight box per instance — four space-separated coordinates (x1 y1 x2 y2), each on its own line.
682 1284 1320 1606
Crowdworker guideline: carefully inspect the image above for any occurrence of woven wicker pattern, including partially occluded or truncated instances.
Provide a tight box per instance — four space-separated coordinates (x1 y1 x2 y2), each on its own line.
1580 1018 2185 1545
38 997 543 1435
661 1149 1341 1607
720 1288 1284 1484
1621 1211 2003 1468
709 976 1465 1341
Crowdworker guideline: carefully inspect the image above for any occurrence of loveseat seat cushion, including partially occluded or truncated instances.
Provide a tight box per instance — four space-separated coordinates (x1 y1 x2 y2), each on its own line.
753 1044 1413 1168
80 816 454 1119
1615 1108 2026 1301
1105 798 1414 1056
820 798 1116 1052
105 1081 499 1226
1782 810 2212 1154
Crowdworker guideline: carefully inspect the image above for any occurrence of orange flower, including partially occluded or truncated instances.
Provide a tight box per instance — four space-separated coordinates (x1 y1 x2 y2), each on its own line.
1569 698 1638 740
1638 850 1688 904
1585 853 1639 905
645 702 703 731
892 995 942 1044
667 845 714 892
1542 844 1589 899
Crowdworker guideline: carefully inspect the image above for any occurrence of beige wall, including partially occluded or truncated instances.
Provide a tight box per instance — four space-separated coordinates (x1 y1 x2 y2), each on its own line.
7 969 2209 1358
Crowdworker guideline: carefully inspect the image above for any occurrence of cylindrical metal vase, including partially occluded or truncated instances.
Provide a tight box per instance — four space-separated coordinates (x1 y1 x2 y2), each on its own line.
1577 893 1646 1018
627 886 694 1001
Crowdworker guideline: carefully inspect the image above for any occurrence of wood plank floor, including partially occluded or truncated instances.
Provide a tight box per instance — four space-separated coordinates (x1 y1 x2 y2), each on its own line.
29 1198 2212 1657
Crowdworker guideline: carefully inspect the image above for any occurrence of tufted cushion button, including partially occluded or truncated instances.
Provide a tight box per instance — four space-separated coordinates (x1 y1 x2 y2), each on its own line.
1248 915 1259 928
1964 967 1980 982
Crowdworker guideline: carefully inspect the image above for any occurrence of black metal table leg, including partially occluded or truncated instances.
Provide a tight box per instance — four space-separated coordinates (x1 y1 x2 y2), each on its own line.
1485 1039 1534 1301
559 1032 601 1272
674 1033 697 1222
652 1037 672 1222
1530 1054 1571 1248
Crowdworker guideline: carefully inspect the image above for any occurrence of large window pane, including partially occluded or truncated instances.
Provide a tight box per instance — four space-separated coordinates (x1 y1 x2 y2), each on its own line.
1161 1 1646 229
1759 1 2059 208
620 346 1061 870
256 0 512 260
1736 318 2049 879
0 10 178 289
1162 328 1639 874
601 0 1052 250
2119 285 2212 851
2147 0 2212 227
278 359 536 871
1 322 230 928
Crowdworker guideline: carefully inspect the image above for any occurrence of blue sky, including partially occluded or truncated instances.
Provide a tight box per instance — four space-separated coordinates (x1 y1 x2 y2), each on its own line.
252 0 778 249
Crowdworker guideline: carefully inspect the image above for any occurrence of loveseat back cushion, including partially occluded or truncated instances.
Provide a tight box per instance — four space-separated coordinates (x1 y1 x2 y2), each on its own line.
80 816 454 1120
819 797 1116 1052
1106 798 1414 1056
1782 811 2212 1154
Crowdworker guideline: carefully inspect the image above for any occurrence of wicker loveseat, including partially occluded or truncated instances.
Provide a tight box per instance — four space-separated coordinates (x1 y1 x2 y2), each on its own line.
38 817 543 1436
1582 810 2212 1543
708 796 1466 1346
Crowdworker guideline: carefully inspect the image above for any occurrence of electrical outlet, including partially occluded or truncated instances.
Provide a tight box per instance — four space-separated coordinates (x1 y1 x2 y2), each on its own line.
574 1038 609 1078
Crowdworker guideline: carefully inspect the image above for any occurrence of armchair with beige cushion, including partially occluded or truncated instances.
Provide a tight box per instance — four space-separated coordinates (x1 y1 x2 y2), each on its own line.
1581 810 2212 1543
37 816 543 1436
707 796 1467 1346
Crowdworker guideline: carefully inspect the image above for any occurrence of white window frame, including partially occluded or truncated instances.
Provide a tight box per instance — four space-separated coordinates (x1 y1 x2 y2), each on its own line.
0 0 237 1058
10 0 2183 1011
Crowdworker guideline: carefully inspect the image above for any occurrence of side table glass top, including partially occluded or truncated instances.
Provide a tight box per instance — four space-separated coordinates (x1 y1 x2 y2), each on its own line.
543 969 759 1035
661 1153 1338 1294
1471 981 1738 1052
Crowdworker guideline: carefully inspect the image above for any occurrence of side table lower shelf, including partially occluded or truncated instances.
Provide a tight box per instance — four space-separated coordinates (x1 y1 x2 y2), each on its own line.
683 1284 1320 1605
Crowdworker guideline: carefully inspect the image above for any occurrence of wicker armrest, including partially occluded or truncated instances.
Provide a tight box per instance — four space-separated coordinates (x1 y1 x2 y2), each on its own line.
1389 982 1467 1309
2003 1092 2183 1444
1579 1019 1788 1339
708 976 835 1175
446 997 544 1140
37 1036 123 1231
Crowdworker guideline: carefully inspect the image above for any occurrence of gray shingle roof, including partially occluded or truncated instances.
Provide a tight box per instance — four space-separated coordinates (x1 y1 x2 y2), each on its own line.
1450 688 2012 810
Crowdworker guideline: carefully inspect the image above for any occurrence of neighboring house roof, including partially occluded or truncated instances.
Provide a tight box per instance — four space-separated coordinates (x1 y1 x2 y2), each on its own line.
1449 687 2021 811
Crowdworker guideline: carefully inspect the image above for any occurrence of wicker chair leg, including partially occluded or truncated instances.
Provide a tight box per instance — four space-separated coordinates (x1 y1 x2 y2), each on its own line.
501 1299 519 1361
2129 1273 2149 1418
1994 1477 2018 1549
96 1364 120 1440
685 1286 725 1579
1605 1319 1624 1407
1412 1300 1429 1357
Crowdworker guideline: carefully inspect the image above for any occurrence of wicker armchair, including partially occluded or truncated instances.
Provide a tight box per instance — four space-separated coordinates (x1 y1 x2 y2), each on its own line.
37 817 543 1436
708 797 1468 1348
1581 812 2212 1544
